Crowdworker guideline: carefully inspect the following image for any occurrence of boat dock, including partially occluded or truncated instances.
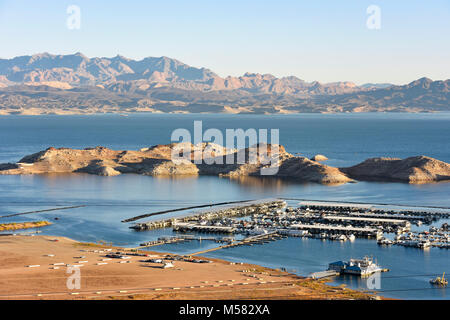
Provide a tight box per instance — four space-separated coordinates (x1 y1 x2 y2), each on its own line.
346 212 434 223
138 237 191 248
323 215 410 228
135 235 235 249
190 232 280 256
290 223 382 238
297 203 450 219
173 222 236 233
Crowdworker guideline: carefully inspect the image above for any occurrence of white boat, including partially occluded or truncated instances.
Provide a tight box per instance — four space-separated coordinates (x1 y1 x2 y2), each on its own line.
347 234 356 241
247 227 268 235
162 262 174 269
418 240 431 249
377 237 393 245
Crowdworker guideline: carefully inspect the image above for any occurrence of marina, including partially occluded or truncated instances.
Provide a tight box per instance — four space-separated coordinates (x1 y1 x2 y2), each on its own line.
121 197 449 293
129 199 286 231
138 201 449 250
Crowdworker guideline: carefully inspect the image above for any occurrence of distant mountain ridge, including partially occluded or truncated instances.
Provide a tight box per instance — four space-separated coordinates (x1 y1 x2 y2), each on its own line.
0 52 363 94
0 53 448 115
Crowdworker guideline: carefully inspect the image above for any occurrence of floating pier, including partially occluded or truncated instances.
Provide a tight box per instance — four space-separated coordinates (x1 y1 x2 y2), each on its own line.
323 215 410 229
346 212 434 223
309 270 339 279
190 232 279 255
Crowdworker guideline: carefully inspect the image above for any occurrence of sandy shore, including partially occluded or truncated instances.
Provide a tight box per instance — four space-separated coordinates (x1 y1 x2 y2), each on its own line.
0 235 374 300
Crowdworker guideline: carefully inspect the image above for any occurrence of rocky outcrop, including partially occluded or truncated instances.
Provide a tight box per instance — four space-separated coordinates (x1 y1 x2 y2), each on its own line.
341 156 450 183
277 157 351 184
1 144 449 185
76 161 122 176
147 161 199 176
212 145 350 184
0 144 237 177
312 154 328 161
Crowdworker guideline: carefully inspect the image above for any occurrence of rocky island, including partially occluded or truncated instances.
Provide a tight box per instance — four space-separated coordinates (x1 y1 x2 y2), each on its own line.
1 143 449 184
341 156 450 183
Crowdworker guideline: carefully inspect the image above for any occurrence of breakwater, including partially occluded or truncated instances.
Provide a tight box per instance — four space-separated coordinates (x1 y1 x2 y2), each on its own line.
122 199 255 223
0 205 85 219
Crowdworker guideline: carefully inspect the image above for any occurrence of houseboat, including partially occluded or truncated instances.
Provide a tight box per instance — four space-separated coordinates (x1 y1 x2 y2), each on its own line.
328 256 383 276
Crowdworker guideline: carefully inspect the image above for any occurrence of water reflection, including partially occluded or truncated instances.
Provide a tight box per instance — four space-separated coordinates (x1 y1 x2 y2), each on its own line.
225 176 298 192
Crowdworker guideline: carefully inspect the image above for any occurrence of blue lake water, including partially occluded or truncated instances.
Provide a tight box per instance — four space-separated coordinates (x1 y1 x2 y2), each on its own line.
0 113 449 300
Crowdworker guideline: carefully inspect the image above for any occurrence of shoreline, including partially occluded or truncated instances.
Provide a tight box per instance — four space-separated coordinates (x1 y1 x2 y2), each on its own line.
0 110 446 116
0 235 379 300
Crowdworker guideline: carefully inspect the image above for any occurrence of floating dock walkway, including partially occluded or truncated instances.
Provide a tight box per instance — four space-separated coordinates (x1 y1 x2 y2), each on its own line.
190 232 280 256
308 270 339 279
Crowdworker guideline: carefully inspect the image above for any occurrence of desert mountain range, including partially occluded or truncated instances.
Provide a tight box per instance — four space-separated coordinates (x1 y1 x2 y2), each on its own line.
0 53 448 115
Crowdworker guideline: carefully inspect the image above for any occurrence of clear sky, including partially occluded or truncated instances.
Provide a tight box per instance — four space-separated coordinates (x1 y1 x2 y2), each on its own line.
0 0 449 84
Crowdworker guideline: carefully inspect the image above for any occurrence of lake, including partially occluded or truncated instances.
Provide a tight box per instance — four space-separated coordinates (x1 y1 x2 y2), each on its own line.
0 113 449 300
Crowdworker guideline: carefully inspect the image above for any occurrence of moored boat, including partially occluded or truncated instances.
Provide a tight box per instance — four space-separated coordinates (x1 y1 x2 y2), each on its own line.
430 273 448 286
328 256 384 277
